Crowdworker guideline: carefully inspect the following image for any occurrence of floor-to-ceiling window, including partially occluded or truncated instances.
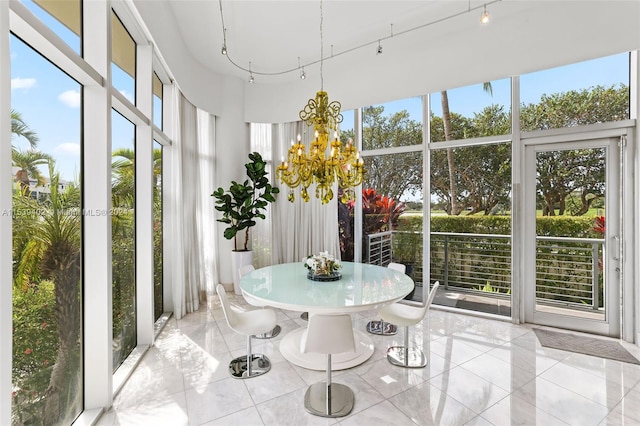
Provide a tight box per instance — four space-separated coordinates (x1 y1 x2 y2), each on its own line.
10 34 83 425
429 78 512 315
355 98 425 299
153 139 163 321
110 10 137 371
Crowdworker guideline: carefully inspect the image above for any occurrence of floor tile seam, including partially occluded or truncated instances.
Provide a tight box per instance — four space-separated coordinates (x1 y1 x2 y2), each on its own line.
566 360 640 390
384 390 434 426
427 377 494 417
476 392 571 426
539 364 629 409
425 364 508 415
546 358 639 394
525 374 613 418
111 386 188 413
454 362 528 395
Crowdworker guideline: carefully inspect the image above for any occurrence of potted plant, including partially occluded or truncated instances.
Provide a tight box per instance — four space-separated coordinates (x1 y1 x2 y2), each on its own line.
212 152 279 294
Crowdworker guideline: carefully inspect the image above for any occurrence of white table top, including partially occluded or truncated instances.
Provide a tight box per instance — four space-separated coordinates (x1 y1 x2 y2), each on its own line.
239 261 414 314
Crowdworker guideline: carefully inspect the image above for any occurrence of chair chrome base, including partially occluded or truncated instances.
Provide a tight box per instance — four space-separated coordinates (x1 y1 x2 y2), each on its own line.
254 325 281 339
229 354 271 379
386 346 427 368
366 320 397 335
304 382 354 418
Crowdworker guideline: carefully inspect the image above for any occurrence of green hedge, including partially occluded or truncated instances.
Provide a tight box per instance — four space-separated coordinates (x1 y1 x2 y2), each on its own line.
396 214 600 239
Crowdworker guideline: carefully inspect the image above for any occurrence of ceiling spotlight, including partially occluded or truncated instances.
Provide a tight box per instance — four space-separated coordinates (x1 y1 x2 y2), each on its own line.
221 27 228 55
248 61 254 83
376 40 383 55
480 4 490 24
300 68 306 80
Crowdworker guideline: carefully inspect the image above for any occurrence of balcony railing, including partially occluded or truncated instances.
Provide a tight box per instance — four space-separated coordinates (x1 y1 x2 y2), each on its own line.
365 230 604 310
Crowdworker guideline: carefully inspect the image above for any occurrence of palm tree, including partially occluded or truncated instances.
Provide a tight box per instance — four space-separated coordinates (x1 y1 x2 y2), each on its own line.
111 148 135 208
440 82 493 215
12 161 82 424
11 109 39 151
12 149 52 193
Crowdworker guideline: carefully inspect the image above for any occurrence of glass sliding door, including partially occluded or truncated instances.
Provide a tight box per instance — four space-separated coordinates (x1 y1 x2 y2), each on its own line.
524 138 620 336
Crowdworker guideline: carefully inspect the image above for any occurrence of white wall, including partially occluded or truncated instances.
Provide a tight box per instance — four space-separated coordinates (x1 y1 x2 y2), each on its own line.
214 76 250 285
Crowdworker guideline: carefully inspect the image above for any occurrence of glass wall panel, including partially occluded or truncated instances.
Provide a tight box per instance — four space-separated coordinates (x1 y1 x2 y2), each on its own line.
10 35 83 425
430 78 511 142
111 110 136 371
362 97 422 148
153 140 163 321
24 0 81 54
430 143 512 316
520 53 629 131
153 72 163 129
361 152 424 299
111 11 136 104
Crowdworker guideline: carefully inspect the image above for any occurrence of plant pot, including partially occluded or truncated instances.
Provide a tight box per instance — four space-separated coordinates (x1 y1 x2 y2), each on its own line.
231 250 253 295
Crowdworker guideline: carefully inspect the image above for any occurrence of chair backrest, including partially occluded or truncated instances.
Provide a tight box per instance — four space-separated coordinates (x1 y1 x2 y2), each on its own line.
414 281 440 320
387 262 406 274
238 264 255 279
424 281 440 311
216 284 239 330
302 314 355 355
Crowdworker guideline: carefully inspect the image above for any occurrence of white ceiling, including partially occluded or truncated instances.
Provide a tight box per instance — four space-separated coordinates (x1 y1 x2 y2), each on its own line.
133 0 640 122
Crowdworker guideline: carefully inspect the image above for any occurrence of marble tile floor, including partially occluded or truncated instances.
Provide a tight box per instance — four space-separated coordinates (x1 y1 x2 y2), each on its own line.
97 293 640 426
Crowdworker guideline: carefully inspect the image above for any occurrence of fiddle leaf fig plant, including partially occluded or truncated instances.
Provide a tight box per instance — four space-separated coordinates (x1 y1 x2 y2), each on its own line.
212 152 279 251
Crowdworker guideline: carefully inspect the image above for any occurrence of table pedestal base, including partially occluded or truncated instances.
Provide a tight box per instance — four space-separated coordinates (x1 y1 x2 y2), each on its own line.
280 327 374 370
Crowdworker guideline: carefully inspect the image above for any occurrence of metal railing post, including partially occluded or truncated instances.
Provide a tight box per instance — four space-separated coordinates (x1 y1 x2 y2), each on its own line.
592 242 599 310
443 235 449 290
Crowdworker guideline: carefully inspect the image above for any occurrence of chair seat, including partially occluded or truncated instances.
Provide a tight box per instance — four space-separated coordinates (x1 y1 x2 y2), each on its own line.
230 306 277 336
378 303 424 327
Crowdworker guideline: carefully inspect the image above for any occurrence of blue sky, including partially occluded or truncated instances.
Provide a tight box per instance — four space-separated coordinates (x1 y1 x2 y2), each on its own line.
10 1 630 181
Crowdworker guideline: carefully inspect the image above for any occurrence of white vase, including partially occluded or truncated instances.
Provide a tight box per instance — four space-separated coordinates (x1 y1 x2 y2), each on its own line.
231 250 253 295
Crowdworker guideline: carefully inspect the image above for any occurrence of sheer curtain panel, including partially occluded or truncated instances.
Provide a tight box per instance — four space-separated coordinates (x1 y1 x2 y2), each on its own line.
269 121 341 264
168 93 218 319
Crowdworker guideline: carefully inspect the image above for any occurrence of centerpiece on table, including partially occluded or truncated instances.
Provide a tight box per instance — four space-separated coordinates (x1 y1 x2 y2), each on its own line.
304 251 342 281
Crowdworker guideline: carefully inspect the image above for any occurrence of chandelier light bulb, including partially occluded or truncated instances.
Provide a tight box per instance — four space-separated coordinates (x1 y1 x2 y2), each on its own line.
480 5 490 24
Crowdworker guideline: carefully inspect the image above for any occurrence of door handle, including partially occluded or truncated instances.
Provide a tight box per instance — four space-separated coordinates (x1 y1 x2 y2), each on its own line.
612 235 620 261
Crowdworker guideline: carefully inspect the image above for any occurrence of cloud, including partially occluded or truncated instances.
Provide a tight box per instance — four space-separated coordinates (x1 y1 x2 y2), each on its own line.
58 90 81 108
11 77 36 90
55 143 81 155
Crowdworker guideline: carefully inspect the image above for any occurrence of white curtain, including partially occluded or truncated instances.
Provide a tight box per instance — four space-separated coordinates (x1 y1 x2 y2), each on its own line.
250 123 274 268
267 121 341 264
168 93 218 319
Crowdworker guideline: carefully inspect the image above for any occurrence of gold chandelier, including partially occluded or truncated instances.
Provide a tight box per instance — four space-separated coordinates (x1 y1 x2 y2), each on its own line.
276 1 364 204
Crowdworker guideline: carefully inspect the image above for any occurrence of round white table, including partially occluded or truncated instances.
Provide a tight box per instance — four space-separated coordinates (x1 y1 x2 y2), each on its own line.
239 261 414 370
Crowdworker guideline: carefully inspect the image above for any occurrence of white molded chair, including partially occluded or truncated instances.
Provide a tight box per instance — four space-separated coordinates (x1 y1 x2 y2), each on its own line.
365 262 406 335
216 284 277 379
302 314 356 418
378 281 440 368
238 264 281 339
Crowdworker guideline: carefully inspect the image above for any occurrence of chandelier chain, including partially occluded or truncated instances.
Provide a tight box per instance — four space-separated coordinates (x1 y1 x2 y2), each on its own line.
320 0 324 91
